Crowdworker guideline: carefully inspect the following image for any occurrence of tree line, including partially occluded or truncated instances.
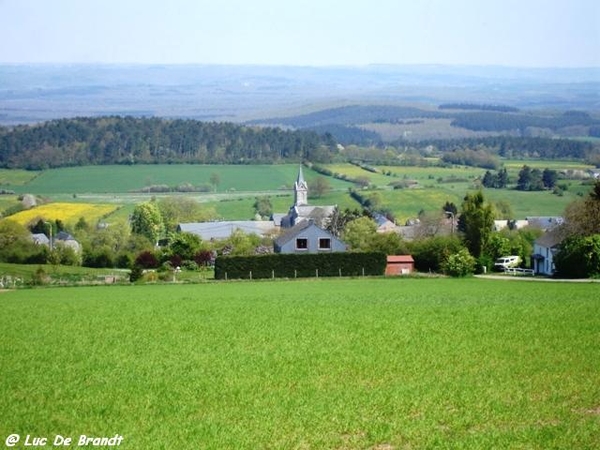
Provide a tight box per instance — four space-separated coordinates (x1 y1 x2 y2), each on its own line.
0 117 336 169
450 110 599 134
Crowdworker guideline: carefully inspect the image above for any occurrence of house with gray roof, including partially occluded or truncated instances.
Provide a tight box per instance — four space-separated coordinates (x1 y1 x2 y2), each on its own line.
178 221 277 241
274 221 346 254
31 233 50 246
531 228 564 276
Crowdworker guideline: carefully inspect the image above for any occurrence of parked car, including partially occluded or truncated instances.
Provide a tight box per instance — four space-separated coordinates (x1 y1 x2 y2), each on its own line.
494 255 521 271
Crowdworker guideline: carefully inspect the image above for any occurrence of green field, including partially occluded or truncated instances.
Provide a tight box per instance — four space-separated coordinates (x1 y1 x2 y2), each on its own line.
0 163 594 223
5 165 354 195
1 278 598 449
0 169 41 186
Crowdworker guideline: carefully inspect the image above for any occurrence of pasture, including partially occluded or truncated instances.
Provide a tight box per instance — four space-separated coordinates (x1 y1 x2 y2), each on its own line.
0 278 598 449
4 164 353 195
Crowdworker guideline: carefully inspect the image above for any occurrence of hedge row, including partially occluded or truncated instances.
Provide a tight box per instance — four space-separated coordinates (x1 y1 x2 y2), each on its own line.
214 252 387 280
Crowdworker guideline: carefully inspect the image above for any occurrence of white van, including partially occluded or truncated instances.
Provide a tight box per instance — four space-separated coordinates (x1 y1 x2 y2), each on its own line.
494 256 521 271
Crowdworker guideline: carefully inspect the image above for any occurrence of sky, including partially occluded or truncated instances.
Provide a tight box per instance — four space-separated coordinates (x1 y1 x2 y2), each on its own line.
0 0 598 67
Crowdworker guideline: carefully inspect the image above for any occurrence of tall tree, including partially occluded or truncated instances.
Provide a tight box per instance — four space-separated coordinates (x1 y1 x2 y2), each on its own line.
516 165 532 191
209 172 221 192
130 202 164 244
563 180 600 236
542 168 558 189
497 168 509 188
308 176 331 199
253 196 273 219
458 191 495 259
342 216 377 251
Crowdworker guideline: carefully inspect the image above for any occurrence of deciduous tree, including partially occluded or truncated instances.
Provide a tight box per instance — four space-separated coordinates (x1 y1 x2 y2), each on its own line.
131 201 163 244
458 191 495 259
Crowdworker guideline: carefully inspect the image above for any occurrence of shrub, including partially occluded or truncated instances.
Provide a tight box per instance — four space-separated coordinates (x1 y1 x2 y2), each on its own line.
135 250 160 269
129 265 144 283
443 249 476 277
83 246 115 268
555 234 600 278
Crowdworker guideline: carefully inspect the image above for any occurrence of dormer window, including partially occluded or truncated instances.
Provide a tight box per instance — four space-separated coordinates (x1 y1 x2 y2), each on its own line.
296 238 308 250
318 238 331 250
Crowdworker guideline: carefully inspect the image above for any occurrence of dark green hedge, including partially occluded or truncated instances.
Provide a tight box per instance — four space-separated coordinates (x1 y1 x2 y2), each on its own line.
214 252 387 280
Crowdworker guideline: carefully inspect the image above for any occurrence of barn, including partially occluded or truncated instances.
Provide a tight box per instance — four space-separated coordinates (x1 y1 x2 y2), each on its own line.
385 255 415 275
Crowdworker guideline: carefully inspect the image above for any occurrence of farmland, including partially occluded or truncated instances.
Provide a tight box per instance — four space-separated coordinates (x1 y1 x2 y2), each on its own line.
7 202 118 227
0 161 595 225
2 164 353 195
0 278 598 449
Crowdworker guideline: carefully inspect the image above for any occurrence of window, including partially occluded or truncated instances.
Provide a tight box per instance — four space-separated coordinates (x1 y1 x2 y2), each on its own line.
296 238 308 250
319 238 331 250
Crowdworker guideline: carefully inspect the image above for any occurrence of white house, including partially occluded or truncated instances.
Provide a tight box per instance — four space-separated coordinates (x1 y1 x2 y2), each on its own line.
531 229 564 276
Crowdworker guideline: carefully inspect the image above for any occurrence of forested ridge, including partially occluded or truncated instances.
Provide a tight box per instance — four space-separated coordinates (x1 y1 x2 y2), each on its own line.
0 117 334 169
1 116 599 171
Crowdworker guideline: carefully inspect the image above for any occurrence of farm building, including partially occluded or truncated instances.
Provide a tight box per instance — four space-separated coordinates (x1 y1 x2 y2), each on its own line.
385 255 415 275
274 221 346 254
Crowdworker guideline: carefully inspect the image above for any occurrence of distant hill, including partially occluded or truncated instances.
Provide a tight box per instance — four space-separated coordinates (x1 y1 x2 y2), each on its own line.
249 105 448 128
0 117 336 170
1 64 599 126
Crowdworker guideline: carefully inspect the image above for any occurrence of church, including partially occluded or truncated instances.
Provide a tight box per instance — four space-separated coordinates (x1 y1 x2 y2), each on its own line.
278 166 336 229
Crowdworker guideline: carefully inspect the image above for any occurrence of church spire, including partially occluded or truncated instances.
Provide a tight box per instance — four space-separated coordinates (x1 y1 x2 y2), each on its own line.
294 165 308 206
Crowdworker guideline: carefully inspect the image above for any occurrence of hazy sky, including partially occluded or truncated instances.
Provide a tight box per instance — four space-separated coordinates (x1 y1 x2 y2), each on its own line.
0 0 598 67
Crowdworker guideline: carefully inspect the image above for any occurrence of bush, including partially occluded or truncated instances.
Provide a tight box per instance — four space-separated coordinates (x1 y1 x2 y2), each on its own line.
555 235 600 278
182 260 199 271
83 246 115 268
129 265 144 283
135 250 160 269
409 236 465 273
443 249 476 277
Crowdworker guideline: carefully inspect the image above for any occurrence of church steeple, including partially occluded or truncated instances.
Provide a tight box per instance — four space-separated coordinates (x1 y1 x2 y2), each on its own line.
294 166 308 206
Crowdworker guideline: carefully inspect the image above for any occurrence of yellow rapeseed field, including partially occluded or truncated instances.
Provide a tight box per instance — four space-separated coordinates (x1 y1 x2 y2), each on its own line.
7 202 118 226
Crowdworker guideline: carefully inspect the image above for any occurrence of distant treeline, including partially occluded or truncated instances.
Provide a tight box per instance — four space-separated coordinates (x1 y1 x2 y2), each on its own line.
251 105 448 128
0 117 336 169
410 136 598 161
450 110 600 133
306 124 382 146
252 104 600 139
439 103 519 113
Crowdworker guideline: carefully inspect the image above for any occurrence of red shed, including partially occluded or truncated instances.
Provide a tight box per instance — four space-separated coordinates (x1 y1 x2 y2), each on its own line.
385 255 415 275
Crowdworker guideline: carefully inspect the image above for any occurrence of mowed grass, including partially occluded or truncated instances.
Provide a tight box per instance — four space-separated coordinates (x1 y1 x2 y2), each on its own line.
0 278 598 449
6 165 353 195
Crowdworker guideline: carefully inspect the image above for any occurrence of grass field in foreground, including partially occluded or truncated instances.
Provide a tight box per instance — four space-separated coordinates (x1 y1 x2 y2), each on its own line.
0 278 598 449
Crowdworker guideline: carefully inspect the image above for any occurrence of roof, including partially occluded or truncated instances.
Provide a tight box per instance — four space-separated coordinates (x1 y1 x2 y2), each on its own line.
297 165 305 184
387 255 414 263
527 216 564 230
374 213 394 227
31 233 50 245
274 220 314 247
178 221 277 240
535 228 565 249
56 231 76 241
